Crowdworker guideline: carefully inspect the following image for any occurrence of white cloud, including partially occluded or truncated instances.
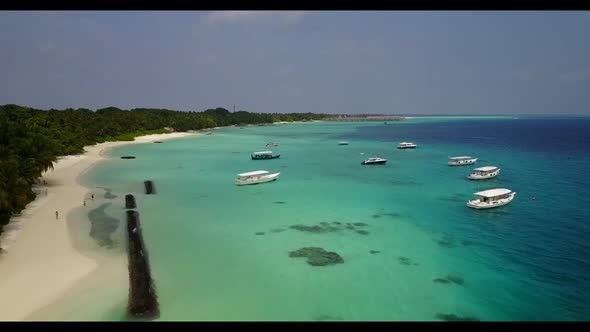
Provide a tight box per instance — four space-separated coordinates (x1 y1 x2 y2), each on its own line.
204 11 305 25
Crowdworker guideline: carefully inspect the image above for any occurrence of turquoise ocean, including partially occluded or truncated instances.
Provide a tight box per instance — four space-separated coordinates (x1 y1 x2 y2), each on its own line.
32 116 590 321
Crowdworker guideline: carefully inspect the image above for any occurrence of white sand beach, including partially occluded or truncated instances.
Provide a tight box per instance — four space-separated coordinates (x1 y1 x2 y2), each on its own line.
0 132 196 321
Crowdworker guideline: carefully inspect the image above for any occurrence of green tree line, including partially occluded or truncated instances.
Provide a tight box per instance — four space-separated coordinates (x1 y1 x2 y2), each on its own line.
0 104 329 241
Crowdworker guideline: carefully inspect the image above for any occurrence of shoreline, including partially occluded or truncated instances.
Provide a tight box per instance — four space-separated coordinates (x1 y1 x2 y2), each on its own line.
0 132 197 321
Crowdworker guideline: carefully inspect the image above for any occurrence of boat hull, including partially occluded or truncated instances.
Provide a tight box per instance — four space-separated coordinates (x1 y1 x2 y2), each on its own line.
236 173 280 185
448 158 477 166
251 155 280 160
398 146 416 149
467 193 516 209
467 169 500 180
362 160 387 165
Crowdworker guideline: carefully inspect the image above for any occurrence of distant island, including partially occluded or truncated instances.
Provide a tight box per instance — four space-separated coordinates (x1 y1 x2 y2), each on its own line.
324 115 404 122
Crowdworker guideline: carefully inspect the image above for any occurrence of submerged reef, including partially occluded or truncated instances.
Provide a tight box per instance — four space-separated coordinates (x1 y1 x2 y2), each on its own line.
398 256 415 266
289 224 333 233
372 211 401 219
435 235 457 248
289 247 344 266
287 221 370 235
433 274 464 286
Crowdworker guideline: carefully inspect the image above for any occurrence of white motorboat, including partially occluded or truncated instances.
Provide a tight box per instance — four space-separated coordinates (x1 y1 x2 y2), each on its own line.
398 142 417 149
235 170 280 186
338 141 350 145
467 188 516 209
467 166 500 180
362 157 387 165
266 142 279 147
448 156 477 166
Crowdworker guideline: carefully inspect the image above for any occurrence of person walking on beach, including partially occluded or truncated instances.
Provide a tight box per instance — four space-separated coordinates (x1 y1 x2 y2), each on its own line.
83 200 86 207
91 194 94 200
55 211 59 220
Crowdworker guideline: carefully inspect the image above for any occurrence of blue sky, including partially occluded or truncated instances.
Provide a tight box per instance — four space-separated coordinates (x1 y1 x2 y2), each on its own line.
0 11 589 115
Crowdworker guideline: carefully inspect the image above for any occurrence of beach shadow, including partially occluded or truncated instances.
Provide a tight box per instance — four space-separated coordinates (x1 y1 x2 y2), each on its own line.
88 203 120 248
97 186 117 199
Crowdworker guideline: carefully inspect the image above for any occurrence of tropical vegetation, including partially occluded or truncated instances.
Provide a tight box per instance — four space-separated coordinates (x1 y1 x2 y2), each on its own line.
0 104 329 240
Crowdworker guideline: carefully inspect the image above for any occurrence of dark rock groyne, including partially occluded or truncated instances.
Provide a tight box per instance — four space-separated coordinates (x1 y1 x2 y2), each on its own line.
144 181 155 195
126 210 159 320
125 194 137 209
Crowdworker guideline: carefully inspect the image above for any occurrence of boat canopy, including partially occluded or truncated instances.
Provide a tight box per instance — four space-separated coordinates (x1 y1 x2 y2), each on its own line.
399 142 414 145
237 170 269 177
252 151 273 155
473 166 498 172
473 188 512 198
449 156 473 160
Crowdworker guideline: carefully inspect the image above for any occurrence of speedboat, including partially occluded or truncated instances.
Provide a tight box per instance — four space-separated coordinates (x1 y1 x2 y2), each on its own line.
235 170 280 186
362 157 387 165
398 142 417 149
467 188 515 209
338 141 350 145
266 142 279 147
467 166 500 180
448 156 477 166
251 151 280 160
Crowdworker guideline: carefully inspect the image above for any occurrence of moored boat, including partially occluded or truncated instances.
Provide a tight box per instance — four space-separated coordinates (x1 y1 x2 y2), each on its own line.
362 157 387 165
251 151 280 160
338 141 350 145
235 170 280 186
266 142 279 147
448 156 477 166
467 188 515 209
398 142 417 149
467 166 500 180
